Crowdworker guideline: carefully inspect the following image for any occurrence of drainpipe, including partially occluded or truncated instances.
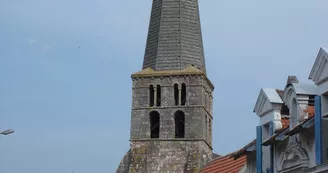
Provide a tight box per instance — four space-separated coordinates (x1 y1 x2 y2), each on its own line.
315 96 322 165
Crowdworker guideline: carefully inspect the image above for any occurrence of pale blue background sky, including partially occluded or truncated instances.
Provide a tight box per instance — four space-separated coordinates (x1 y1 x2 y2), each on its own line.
1 0 328 172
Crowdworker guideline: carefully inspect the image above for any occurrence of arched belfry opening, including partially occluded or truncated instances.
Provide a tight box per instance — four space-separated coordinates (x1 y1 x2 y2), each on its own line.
150 111 160 138
181 83 186 106
174 84 179 106
175 111 185 138
156 85 161 106
149 85 154 107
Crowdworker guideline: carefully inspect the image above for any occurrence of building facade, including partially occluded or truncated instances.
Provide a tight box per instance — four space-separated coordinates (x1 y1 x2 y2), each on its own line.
232 47 328 173
117 0 215 172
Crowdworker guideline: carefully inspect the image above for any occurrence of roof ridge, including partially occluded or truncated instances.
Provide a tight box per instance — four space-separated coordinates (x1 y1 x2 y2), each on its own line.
206 151 242 165
201 153 247 173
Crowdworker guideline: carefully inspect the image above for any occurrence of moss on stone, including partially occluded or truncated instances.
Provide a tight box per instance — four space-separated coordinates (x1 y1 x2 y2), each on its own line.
192 154 200 159
130 167 136 173
138 147 147 154
192 168 200 173
136 156 141 163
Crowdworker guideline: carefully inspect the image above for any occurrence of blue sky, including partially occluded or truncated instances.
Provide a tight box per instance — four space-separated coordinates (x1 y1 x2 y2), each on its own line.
1 0 328 172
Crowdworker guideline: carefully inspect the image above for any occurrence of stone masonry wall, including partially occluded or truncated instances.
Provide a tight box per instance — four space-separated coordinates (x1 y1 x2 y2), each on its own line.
117 74 214 172
117 140 212 173
130 75 213 145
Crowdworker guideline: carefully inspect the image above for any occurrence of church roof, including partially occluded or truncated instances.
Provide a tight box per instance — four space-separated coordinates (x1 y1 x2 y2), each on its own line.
142 0 206 73
201 153 246 173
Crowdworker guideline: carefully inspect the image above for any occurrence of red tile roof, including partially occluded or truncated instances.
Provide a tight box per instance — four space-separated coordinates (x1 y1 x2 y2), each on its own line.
261 117 290 146
301 106 315 120
281 117 290 130
231 140 256 159
286 105 315 135
201 154 246 173
287 118 313 135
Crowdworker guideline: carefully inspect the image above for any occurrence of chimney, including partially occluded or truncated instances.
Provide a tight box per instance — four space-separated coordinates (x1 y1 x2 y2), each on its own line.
287 76 299 85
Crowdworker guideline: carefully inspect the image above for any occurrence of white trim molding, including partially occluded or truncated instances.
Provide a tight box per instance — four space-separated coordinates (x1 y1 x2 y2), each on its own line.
283 84 317 127
309 47 328 95
309 48 328 85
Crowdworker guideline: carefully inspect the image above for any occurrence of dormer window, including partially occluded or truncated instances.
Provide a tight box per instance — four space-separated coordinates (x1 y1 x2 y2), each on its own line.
262 123 270 140
281 103 290 115
309 95 315 106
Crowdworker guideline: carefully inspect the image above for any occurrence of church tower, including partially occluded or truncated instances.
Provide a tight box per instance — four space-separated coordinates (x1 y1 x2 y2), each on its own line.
117 0 214 172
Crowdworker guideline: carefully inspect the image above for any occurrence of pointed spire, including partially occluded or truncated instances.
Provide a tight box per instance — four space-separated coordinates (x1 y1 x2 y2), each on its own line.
143 0 206 73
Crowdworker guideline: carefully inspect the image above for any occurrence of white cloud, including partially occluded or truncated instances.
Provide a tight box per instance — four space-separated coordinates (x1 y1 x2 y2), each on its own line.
23 37 52 52
42 44 52 52
24 37 37 44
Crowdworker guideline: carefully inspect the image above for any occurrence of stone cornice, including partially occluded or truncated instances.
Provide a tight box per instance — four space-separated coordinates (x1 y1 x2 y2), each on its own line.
132 105 213 119
131 66 214 90
130 138 213 150
303 163 328 173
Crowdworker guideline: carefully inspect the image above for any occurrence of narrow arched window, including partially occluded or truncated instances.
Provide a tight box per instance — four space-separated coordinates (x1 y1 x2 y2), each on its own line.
181 83 186 106
209 118 212 144
175 111 185 138
207 94 210 110
174 83 179 106
209 95 212 113
205 115 208 141
156 85 161 106
205 92 208 109
150 111 160 138
209 118 212 136
149 85 154 107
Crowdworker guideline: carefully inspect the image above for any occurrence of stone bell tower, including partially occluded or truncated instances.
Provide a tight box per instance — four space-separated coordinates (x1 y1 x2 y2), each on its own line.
117 0 214 172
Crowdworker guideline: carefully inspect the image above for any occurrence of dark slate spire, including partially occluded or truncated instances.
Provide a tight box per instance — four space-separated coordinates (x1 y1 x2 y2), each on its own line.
143 0 206 73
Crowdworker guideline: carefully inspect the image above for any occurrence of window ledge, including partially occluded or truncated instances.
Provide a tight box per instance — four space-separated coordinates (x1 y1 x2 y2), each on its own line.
130 138 204 141
130 138 213 149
